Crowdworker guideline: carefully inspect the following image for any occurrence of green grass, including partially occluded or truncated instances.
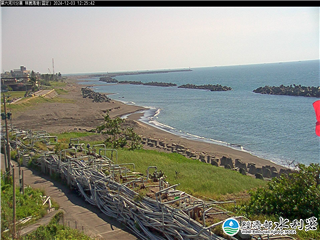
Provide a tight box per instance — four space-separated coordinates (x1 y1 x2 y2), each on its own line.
48 81 67 88
34 131 267 199
1 80 68 113
21 211 93 240
1 176 48 235
116 149 267 199
296 228 320 240
5 91 26 100
5 96 74 114
54 132 97 141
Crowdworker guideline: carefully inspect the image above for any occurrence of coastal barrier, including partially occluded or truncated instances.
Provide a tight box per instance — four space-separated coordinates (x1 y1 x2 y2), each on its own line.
178 84 232 91
96 68 192 79
99 79 178 87
253 85 320 98
141 137 294 179
99 79 232 91
81 87 111 102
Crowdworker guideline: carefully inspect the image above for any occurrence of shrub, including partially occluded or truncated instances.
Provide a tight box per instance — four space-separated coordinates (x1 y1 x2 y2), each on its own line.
96 113 141 150
241 163 320 224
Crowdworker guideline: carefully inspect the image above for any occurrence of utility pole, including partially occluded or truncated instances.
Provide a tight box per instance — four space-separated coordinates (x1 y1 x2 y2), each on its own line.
52 58 55 76
2 93 11 175
12 165 16 239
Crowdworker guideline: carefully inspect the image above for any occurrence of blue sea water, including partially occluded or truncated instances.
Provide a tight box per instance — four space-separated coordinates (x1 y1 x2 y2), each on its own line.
79 60 320 167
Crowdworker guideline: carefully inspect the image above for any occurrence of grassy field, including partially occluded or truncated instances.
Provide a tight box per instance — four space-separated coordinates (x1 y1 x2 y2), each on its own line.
116 149 266 199
5 96 74 114
48 81 67 88
0 81 73 113
55 132 97 140
3 91 26 101
54 131 267 200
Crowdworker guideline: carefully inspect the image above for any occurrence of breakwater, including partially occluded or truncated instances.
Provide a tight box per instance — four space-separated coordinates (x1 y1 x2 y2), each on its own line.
253 85 320 97
99 79 178 87
178 84 232 91
81 87 111 102
95 68 192 79
99 76 118 83
99 79 231 91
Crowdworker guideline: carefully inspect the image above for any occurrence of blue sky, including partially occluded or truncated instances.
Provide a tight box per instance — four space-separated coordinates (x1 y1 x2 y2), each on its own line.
1 7 319 74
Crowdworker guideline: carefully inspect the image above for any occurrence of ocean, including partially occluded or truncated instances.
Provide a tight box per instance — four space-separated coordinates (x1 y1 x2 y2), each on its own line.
78 60 320 167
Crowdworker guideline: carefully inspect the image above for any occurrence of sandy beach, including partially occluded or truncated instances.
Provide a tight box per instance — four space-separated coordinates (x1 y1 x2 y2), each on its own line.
12 80 288 172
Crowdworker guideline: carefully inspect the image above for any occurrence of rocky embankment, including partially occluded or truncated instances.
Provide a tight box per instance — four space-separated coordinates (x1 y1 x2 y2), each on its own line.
81 87 111 102
118 80 143 85
101 80 177 87
99 76 118 83
142 137 293 180
99 79 232 90
143 82 177 87
178 84 232 91
253 85 320 97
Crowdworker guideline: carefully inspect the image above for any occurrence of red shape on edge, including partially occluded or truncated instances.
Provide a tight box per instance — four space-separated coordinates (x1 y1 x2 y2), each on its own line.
313 100 320 136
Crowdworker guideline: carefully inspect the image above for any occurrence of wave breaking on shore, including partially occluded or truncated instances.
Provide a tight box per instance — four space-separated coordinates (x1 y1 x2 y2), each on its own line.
139 108 247 151
123 106 292 168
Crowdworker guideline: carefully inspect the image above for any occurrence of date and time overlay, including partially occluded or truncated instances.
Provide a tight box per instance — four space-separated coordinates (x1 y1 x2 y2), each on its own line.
1 1 96 6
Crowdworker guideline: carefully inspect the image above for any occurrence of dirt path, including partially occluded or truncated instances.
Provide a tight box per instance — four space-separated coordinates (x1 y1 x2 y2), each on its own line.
3 157 138 239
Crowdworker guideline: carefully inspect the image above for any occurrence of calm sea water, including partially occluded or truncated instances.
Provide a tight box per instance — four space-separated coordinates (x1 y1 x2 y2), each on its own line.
79 60 320 167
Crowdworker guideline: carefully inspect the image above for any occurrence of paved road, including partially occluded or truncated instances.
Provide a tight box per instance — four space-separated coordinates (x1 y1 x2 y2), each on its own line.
2 156 138 240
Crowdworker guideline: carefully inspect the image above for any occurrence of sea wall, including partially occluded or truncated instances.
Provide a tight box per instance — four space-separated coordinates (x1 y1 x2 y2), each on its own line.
141 137 294 179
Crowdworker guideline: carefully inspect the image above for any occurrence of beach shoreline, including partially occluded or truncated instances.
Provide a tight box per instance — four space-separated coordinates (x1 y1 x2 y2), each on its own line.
125 111 289 172
82 80 290 173
12 79 289 175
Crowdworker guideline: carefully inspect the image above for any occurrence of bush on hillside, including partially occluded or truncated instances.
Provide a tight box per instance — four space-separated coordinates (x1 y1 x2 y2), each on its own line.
241 163 320 224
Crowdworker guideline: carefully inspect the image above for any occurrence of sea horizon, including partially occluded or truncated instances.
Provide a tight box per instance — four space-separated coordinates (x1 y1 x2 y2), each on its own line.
65 59 319 76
